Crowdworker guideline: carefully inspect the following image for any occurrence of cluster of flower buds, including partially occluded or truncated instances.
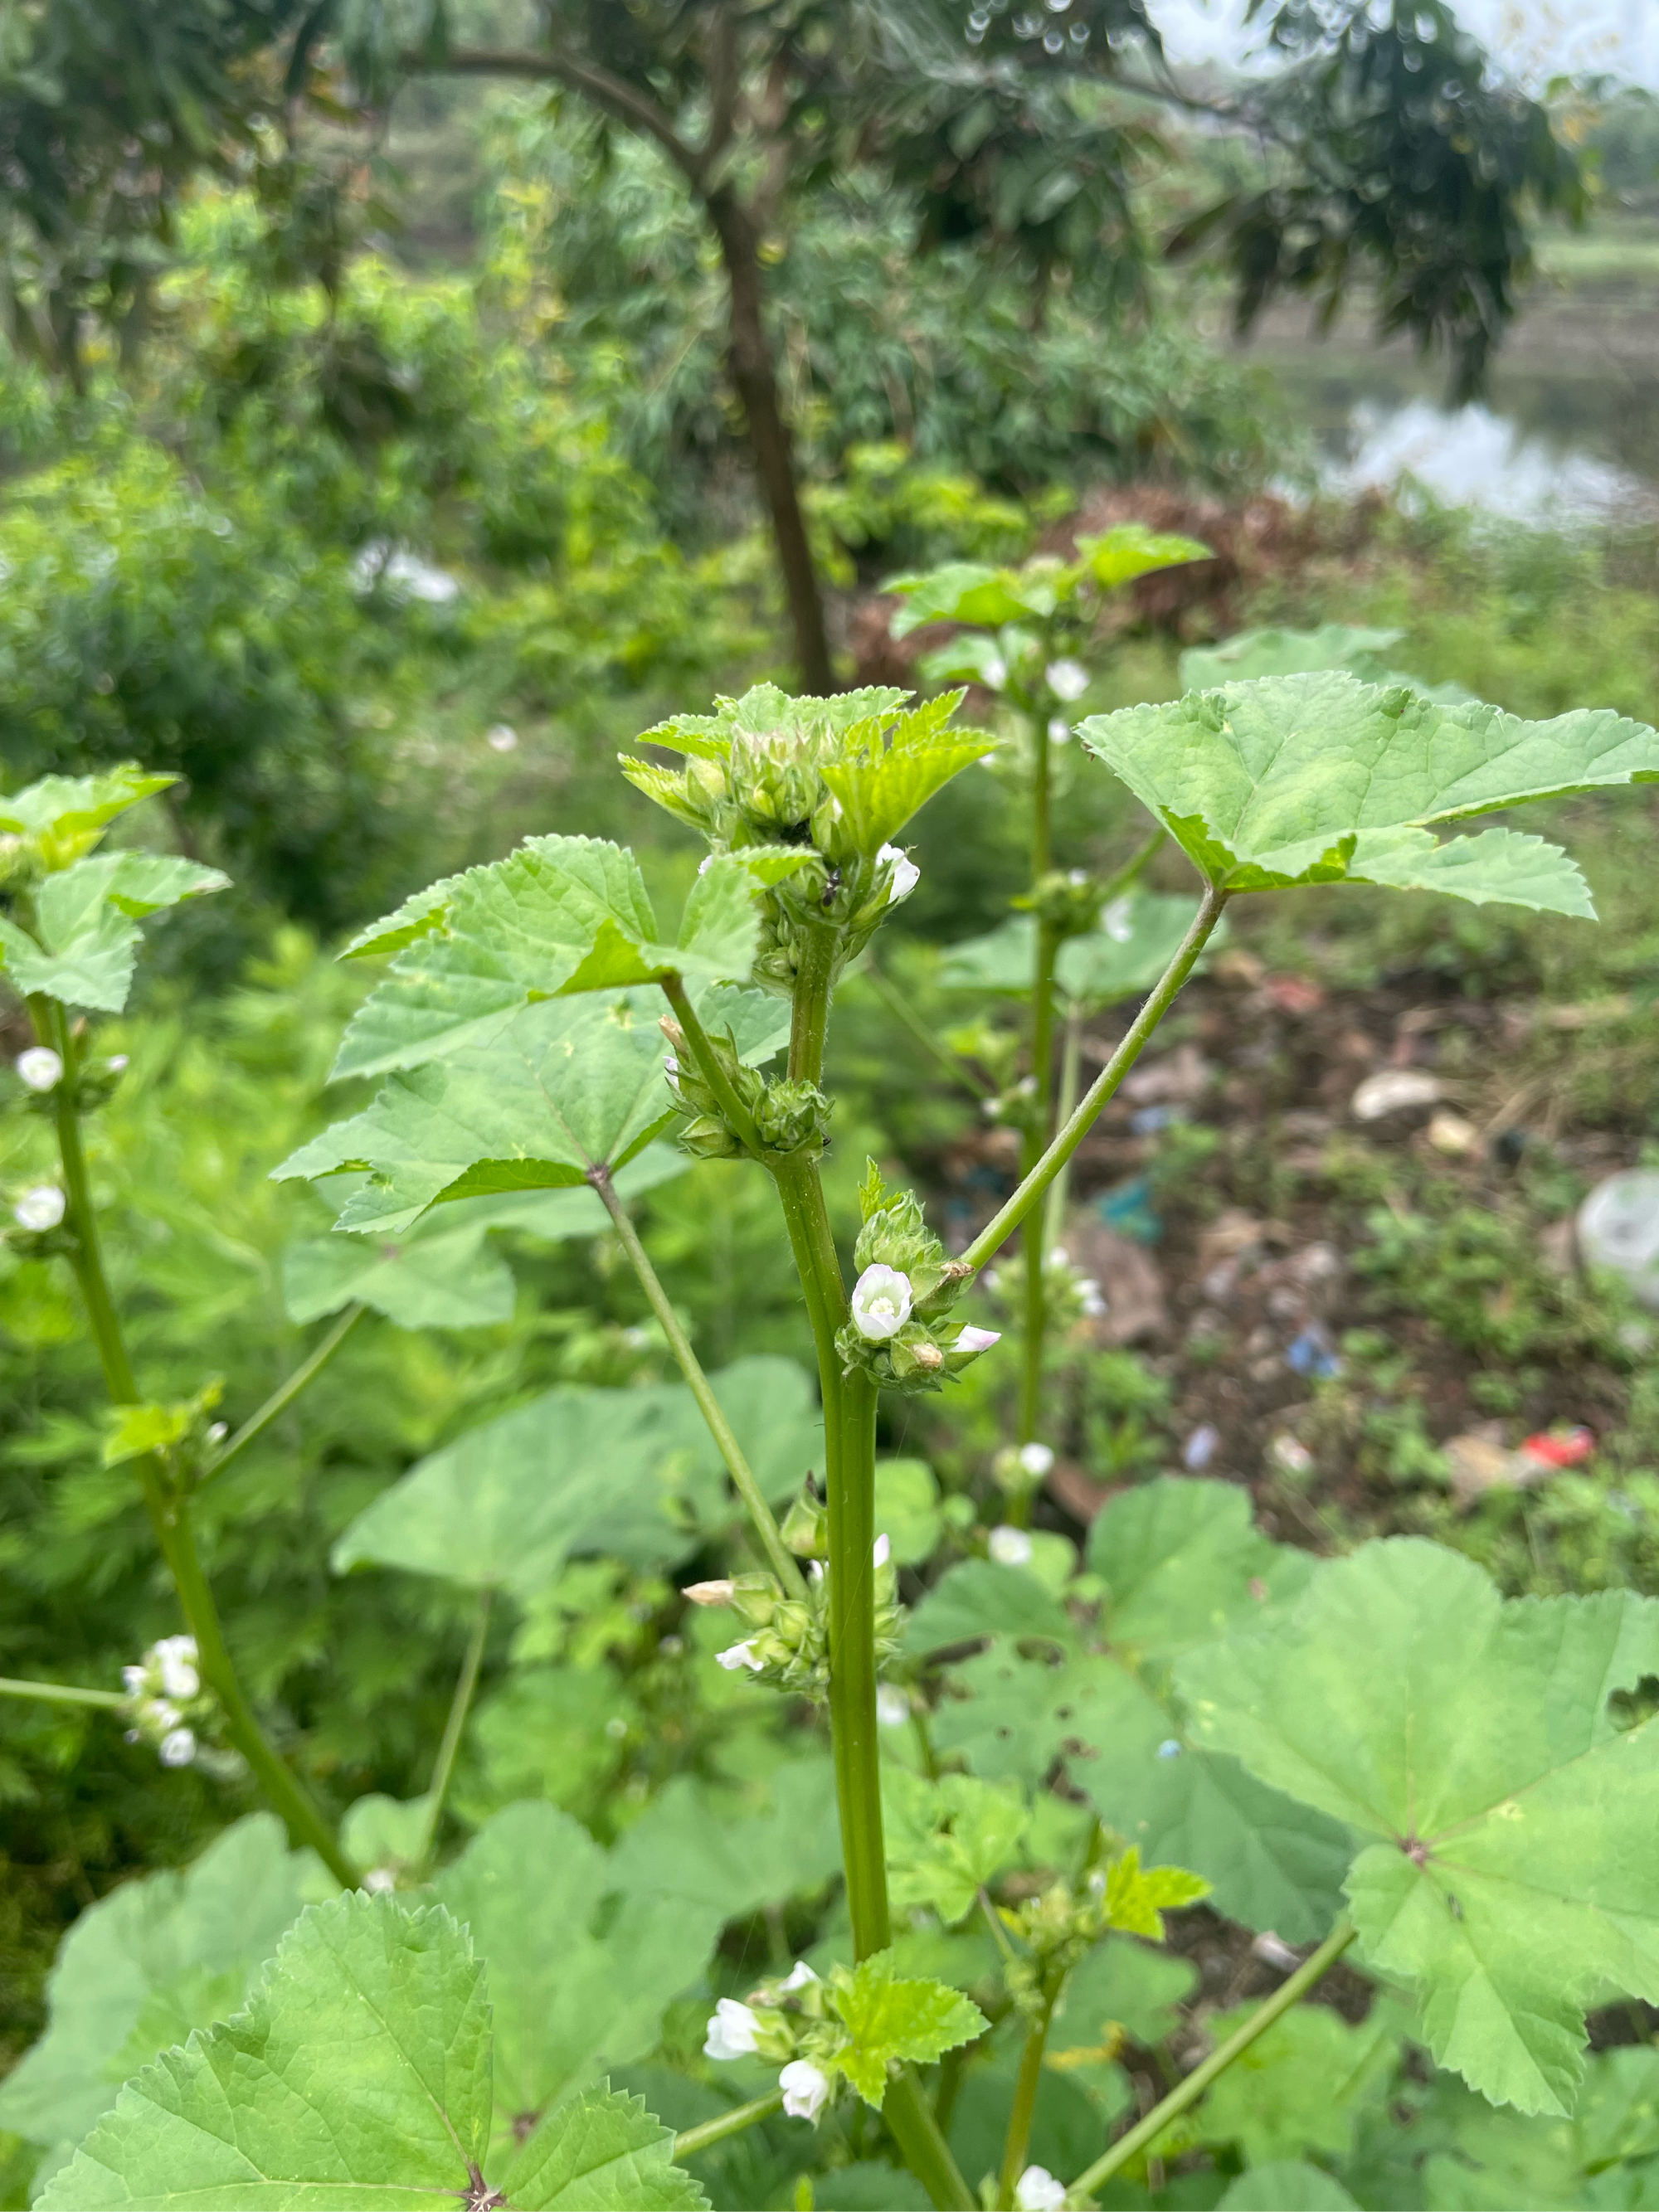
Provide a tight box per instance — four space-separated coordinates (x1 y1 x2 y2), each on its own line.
991 1441 1055 1513
624 686 982 996
980 1071 1041 1138
120 1636 221 1772
9 1044 128 1120
836 1161 1000 1393
684 1511 903 1697
983 1248 1103 1330
660 1015 830 1161
703 1959 840 2122
1020 865 1104 940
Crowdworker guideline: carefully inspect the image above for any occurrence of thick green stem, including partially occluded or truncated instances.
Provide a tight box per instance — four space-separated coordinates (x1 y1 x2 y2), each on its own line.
660 974 764 1156
36 1004 358 1889
1061 1918 1357 2205
0 1676 125 1709
200 1303 367 1488
965 886 1229 1275
413 1587 492 1873
591 1165 806 1599
999 1984 1061 2210
674 2089 784 2161
790 918 838 1084
861 960 991 1103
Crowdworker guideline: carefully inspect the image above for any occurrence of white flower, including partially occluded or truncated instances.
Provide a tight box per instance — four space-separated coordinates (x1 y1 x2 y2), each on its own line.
955 1325 1001 1355
158 1728 197 1768
1048 717 1072 745
1016 2164 1068 2210
876 1685 910 1727
15 1048 62 1091
873 1532 891 1568
153 1636 200 1700
878 843 921 903
12 1185 65 1231
106 1054 129 1074
1018 1442 1054 1478
1046 659 1090 702
486 723 518 752
121 1665 145 1695
989 1525 1034 1568
780 1961 820 1991
1078 1278 1107 1320
148 1700 182 1732
1102 895 1135 943
779 2059 831 2122
697 854 713 875
363 1866 398 1894
982 653 1009 690
703 1999 761 2061
715 1641 764 1673
207 1422 227 1444
850 1264 912 1341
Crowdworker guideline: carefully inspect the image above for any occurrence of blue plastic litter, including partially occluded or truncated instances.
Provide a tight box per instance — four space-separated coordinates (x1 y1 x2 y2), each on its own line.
1287 1325 1343 1381
1097 1177 1162 1246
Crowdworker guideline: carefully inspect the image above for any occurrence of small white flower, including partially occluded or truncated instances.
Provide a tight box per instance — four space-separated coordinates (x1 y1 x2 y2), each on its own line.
989 1525 1034 1568
873 1532 891 1568
1048 717 1072 745
106 1054 129 1073
1156 1738 1183 1760
158 1728 197 1768
1046 659 1090 702
810 1560 826 1585
1018 1442 1055 1478
148 1699 182 1732
122 1665 145 1695
878 843 921 903
703 1999 761 2061
876 1685 910 1727
1078 1278 1107 1320
15 1048 62 1091
207 1422 227 1444
850 1264 912 1341
1102 895 1135 943
982 653 1009 690
715 1641 764 1673
485 723 518 752
779 1961 820 1991
12 1185 66 1231
954 1325 1001 1354
1016 2166 1068 2212
779 2058 831 2122
153 1637 200 1701
363 1866 398 1894
1051 1247 1069 1267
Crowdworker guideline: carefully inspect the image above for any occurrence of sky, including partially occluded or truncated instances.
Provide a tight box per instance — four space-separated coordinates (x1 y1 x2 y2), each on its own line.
1155 0 1659 90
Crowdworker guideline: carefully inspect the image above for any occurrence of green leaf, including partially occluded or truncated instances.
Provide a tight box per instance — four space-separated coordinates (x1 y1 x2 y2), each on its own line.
559 850 814 995
906 1558 1074 1655
1195 2000 1399 2166
434 1802 715 2150
884 1770 1029 1925
827 1951 987 2107
331 1355 822 1591
1052 1935 1196 2053
1179 624 1406 691
460 1664 640 1825
41 1892 704 2210
0 1817 314 2189
281 1195 515 1330
1077 524 1209 590
1079 672 1659 912
886 562 1032 637
0 766 177 868
1102 1846 1210 1939
939 895 1212 1009
431 1144 688 1241
339 1793 430 1881
275 983 787 1237
818 716 994 856
0 852 228 1012
873 1458 942 1567
607 1756 844 1924
1218 2162 1360 2211
1176 1539 1659 2115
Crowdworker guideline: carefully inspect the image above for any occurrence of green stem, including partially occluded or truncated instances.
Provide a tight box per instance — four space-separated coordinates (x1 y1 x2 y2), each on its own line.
1041 1004 1084 1259
964 886 1229 1275
199 1303 367 1488
1097 825 1165 905
861 960 992 1104
1018 708 1058 1451
790 918 838 1084
1061 1918 1358 2205
35 1003 358 1890
885 2071 974 2211
660 974 764 1156
999 1984 1061 2210
674 2089 784 2161
412 1587 492 1873
591 1165 806 1599
0 1676 125 1709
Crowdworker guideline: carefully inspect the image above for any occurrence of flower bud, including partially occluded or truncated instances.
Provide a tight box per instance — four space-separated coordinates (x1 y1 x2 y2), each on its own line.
703 1999 761 2061
779 2059 830 2122
14 1048 62 1091
12 1185 66 1232
989 1525 1034 1568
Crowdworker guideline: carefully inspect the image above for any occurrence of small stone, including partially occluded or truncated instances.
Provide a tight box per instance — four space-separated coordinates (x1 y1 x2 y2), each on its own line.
1427 1109 1479 1156
1351 1069 1443 1121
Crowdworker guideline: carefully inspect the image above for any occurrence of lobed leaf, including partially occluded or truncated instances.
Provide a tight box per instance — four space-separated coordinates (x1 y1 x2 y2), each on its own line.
1079 672 1659 913
0 766 177 868
884 1771 1029 1926
885 562 1034 637
818 716 993 854
1102 1845 1211 1940
281 1210 515 1331
1076 523 1210 589
828 1951 987 2107
1176 1539 1659 2114
0 853 228 1013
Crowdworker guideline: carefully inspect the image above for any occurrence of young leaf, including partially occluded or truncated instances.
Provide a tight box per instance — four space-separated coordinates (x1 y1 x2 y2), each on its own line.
0 853 228 1012
818 717 994 854
275 984 788 1237
884 1771 1029 1925
1080 672 1659 912
0 767 177 869
886 562 1034 637
1102 1846 1211 1939
1076 523 1210 589
0 1817 314 2191
827 1951 987 2107
1176 1539 1659 2115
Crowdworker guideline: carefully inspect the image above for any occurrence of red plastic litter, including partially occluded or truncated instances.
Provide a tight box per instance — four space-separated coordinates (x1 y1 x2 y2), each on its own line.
1520 1427 1594 1469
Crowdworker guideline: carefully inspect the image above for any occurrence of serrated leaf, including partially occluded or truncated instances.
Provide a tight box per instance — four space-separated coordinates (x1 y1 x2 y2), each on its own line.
886 562 1033 637
280 1208 515 1330
1102 1845 1210 1939
332 1355 821 1591
496 2088 708 2211
828 1951 987 2106
819 720 994 855
1077 524 1209 589
0 1818 315 2191
1348 824 1593 916
925 1481 1352 1942
884 1770 1029 1925
0 853 228 1012
340 872 470 960
1179 624 1405 691
431 1144 687 1240
1175 1539 1659 2116
434 1803 714 2151
1195 2000 1399 2166
1079 673 1659 912
275 984 787 1237
0 766 177 868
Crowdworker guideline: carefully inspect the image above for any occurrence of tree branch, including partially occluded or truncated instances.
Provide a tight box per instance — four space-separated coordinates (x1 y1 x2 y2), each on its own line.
404 46 706 187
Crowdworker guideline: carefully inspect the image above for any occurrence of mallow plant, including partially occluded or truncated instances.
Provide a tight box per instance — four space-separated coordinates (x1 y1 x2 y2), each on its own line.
7 662 1659 2208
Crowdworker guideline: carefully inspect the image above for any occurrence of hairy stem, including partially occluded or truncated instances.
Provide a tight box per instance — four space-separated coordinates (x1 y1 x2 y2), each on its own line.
964 887 1229 1274
413 1587 493 1873
790 918 838 1084
36 1003 357 1888
0 1676 125 1709
1062 1919 1358 2205
861 960 991 1103
673 2089 785 2161
998 1984 1061 2209
661 973 765 1156
1041 1004 1084 1259
591 1165 806 1598
200 1303 367 1488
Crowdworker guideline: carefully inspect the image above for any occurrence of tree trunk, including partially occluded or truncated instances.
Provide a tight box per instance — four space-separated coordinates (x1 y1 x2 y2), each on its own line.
705 188 836 693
